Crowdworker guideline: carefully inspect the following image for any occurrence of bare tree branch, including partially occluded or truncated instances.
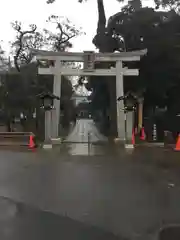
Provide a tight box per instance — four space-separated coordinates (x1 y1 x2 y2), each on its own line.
11 22 37 71
44 15 83 51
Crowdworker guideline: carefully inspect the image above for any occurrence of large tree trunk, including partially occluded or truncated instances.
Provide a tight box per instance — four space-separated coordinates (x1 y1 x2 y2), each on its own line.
92 0 118 136
93 0 117 52
97 0 106 34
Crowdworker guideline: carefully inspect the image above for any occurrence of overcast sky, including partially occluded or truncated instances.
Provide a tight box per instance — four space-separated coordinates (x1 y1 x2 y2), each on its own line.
0 0 154 53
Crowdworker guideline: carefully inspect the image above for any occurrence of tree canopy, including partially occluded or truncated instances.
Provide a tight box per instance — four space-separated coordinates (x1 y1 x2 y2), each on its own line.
46 0 180 15
154 0 180 11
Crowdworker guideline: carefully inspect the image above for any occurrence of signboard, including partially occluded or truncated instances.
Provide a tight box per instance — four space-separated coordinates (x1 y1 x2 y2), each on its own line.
83 51 95 72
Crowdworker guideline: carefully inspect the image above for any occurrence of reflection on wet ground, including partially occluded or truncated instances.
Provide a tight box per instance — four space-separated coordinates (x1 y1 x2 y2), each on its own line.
65 119 108 143
54 142 167 156
0 197 121 240
58 143 118 156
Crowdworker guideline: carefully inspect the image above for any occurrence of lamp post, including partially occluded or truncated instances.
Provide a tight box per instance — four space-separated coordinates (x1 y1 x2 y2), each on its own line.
38 92 60 149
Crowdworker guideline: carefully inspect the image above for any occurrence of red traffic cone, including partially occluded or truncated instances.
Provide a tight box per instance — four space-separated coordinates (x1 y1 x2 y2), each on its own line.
29 135 35 149
140 127 146 141
175 134 180 151
132 129 135 145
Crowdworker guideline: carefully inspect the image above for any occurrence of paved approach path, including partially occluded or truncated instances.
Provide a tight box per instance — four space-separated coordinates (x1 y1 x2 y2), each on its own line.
65 119 108 143
0 148 180 239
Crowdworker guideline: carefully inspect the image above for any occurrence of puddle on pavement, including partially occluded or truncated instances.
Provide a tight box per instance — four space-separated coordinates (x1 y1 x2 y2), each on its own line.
0 197 19 220
158 225 180 240
0 197 121 240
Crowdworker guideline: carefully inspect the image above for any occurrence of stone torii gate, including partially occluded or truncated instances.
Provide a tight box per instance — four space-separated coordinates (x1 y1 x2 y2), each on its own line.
32 49 147 141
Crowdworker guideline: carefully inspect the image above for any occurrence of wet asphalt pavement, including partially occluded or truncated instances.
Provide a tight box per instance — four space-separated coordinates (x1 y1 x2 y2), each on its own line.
0 197 120 240
0 146 180 239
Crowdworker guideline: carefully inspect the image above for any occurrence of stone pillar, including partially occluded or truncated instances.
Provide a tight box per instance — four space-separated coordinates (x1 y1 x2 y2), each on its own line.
126 111 134 143
44 110 52 143
51 61 61 138
138 97 144 131
116 61 125 140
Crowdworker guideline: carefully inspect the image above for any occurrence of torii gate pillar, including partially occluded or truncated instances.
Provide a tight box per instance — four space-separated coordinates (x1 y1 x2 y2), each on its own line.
116 60 125 140
51 61 61 138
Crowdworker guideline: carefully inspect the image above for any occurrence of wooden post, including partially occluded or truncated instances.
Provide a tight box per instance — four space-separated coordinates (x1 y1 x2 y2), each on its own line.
138 97 144 132
116 61 125 140
51 61 62 138
88 131 91 155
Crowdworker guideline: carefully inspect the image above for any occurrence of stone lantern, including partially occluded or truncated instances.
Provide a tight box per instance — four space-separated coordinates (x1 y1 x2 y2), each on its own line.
117 92 137 144
38 92 60 149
